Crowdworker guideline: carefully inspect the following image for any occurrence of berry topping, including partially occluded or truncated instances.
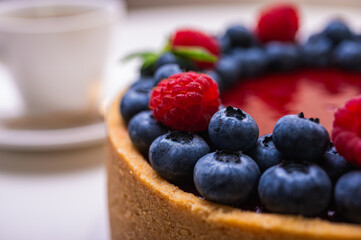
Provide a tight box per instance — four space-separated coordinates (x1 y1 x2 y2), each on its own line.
334 41 361 71
194 150 260 204
149 72 221 132
258 161 332 216
334 171 361 223
128 111 168 156
232 47 268 78
208 107 259 152
256 4 299 43
149 131 210 182
224 25 255 48
321 142 354 182
170 29 220 69
300 34 333 67
248 134 282 172
332 95 361 167
265 42 299 71
120 87 151 123
154 63 182 85
323 20 355 45
214 55 241 89
273 113 330 161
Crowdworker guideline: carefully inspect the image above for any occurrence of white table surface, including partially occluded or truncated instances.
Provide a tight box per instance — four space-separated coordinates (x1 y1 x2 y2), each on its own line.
0 2 360 240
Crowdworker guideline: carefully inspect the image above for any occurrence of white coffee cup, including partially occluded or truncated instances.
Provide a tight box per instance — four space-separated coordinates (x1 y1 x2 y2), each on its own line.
0 0 123 128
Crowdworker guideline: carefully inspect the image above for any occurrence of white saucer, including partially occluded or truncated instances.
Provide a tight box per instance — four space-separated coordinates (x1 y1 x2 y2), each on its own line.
0 121 106 151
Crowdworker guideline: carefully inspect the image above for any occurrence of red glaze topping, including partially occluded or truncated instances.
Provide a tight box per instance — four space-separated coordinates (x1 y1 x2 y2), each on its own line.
221 69 361 136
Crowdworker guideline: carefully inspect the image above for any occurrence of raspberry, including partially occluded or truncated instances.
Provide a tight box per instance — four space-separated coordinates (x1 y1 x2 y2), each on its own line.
332 95 361 167
149 72 221 132
170 29 220 69
256 4 299 43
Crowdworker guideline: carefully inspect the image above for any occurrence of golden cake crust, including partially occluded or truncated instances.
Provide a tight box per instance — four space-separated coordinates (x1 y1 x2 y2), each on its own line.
107 96 361 240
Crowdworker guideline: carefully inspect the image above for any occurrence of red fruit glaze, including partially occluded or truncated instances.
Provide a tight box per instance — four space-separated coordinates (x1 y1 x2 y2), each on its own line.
149 72 220 132
332 96 361 167
221 69 361 136
256 4 299 43
170 29 220 69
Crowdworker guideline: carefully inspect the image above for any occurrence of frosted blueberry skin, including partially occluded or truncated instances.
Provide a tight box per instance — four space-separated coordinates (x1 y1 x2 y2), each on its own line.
301 34 333 67
320 144 354 182
154 53 179 70
208 106 259 152
333 41 361 71
232 47 268 78
128 111 168 156
335 171 361 223
154 63 182 85
273 113 330 161
194 150 260 204
258 161 332 216
247 134 282 172
218 34 232 54
149 131 210 182
215 56 241 89
129 77 155 90
120 87 151 124
323 20 355 45
225 25 255 48
265 42 300 71
155 53 196 72
207 70 225 92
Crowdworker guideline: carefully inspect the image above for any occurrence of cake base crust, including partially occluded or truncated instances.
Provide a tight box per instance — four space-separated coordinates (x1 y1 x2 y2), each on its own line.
107 96 361 240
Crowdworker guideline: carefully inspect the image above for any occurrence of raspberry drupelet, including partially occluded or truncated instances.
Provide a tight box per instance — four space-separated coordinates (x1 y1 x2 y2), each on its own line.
332 95 361 167
149 72 221 132
256 4 299 43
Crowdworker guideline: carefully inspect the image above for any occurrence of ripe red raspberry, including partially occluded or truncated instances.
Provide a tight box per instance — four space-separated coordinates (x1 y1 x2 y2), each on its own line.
170 29 220 69
332 95 361 167
149 72 221 132
256 4 299 43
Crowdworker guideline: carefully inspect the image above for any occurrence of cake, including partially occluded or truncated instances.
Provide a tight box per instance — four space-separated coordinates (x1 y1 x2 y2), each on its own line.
107 4 361 240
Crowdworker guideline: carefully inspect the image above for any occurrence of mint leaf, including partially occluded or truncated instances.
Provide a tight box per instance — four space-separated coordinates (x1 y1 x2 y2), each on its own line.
173 47 218 63
140 53 159 71
122 51 158 62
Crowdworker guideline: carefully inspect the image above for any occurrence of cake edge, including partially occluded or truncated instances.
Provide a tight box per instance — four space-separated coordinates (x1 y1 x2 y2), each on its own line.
106 94 361 240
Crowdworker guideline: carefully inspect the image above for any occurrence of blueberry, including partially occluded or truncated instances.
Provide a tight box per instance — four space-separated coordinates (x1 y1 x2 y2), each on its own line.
155 53 195 71
218 34 232 53
129 77 155 90
273 113 330 161
335 171 361 223
301 34 333 67
149 131 210 182
258 161 332 216
215 56 241 89
120 87 151 123
247 134 282 172
230 47 246 66
208 106 259 152
154 63 182 85
128 111 168 156
356 33 361 42
206 70 224 92
154 53 179 70
265 42 299 71
323 20 354 45
194 150 260 204
140 66 154 77
233 47 268 77
320 143 354 182
333 40 361 71
225 25 255 48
